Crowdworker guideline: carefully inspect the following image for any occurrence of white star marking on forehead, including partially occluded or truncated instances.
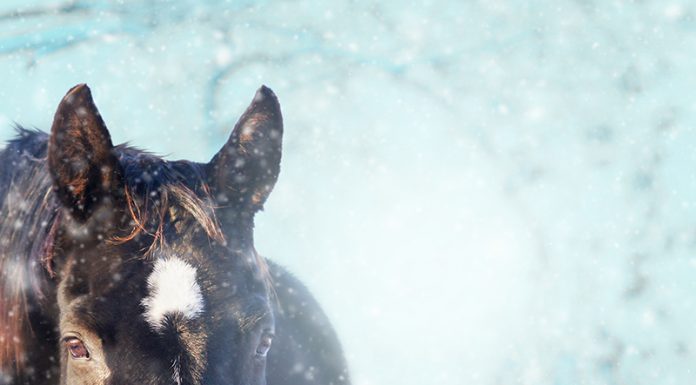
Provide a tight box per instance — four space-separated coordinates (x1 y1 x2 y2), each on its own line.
142 257 204 331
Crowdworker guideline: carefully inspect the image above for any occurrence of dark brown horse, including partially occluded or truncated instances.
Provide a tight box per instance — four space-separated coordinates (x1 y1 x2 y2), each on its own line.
0 84 349 385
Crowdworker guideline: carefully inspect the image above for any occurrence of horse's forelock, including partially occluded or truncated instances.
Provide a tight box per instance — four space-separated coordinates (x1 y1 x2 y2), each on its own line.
108 181 225 254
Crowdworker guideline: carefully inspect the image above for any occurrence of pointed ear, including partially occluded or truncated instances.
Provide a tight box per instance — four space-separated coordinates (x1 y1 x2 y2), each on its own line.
207 85 283 211
48 84 123 222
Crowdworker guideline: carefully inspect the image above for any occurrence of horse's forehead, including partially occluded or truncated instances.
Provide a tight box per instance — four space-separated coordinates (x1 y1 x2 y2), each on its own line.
141 256 205 331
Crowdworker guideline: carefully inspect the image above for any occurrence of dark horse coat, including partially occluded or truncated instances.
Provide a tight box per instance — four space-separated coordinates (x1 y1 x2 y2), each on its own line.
0 85 349 385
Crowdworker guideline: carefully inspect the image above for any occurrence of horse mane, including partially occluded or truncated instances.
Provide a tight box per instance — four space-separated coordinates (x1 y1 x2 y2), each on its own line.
0 127 230 371
0 128 57 372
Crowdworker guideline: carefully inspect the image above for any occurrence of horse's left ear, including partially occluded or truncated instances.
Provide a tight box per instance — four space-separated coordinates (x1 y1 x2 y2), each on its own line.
207 85 283 212
48 84 124 222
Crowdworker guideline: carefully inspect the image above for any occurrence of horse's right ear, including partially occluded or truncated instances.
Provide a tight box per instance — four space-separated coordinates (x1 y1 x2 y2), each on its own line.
48 84 123 222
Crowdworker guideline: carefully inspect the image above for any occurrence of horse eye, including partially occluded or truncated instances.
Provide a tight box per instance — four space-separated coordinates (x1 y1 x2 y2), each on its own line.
256 333 273 357
64 337 90 359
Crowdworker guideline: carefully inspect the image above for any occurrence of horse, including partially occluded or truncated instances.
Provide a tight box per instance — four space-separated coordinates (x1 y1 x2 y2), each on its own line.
0 84 350 385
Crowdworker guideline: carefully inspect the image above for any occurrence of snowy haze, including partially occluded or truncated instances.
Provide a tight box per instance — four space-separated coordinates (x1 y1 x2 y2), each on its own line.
1 1 695 384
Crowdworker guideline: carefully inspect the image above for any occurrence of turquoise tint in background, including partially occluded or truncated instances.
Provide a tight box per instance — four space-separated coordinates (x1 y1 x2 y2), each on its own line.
1 1 695 384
